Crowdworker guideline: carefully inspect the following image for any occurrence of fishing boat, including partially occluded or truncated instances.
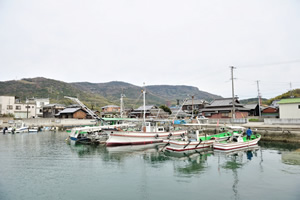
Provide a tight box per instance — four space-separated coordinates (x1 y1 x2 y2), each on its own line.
163 131 233 153
213 133 261 151
68 126 108 144
7 122 29 133
106 88 187 147
106 121 187 146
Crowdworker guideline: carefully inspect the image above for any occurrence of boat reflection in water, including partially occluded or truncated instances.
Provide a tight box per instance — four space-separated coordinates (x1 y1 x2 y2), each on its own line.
68 142 106 157
215 145 260 200
167 150 213 176
106 143 165 162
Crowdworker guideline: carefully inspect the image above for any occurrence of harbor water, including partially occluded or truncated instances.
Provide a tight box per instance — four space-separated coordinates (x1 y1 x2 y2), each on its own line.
0 131 300 200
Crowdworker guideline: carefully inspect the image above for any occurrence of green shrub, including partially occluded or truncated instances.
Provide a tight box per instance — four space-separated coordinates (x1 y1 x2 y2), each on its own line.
249 118 259 122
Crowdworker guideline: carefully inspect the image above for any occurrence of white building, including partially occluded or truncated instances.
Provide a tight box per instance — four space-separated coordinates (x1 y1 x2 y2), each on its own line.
26 98 50 117
0 96 46 118
278 98 300 119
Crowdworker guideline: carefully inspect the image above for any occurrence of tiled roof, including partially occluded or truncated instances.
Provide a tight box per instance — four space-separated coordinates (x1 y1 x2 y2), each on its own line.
58 108 82 114
206 98 242 107
244 104 258 110
184 99 207 105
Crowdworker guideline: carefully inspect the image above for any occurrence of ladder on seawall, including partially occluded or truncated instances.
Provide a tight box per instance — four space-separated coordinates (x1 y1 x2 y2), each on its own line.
64 96 102 121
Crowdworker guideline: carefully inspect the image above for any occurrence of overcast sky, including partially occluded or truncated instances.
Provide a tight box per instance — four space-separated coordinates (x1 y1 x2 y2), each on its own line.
0 0 300 99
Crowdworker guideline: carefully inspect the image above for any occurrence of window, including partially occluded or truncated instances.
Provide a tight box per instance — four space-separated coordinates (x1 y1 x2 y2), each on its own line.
221 112 229 117
16 105 21 110
7 105 13 110
298 105 300 109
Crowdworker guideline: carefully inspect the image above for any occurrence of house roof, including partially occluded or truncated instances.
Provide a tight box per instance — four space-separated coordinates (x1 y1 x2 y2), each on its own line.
135 105 157 110
101 105 120 108
184 99 207 105
206 98 242 108
244 104 258 110
278 98 300 104
57 108 82 114
200 107 250 112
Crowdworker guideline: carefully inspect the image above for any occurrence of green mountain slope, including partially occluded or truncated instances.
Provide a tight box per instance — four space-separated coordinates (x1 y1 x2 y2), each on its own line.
0 77 222 110
0 77 111 109
266 89 300 105
145 85 221 102
71 81 172 108
71 81 222 107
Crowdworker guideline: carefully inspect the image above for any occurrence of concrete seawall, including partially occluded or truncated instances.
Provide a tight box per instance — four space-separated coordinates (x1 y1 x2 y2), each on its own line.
197 123 300 143
1 118 300 143
0 118 97 129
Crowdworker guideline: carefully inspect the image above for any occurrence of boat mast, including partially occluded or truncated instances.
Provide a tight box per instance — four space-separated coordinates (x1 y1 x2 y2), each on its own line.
230 66 236 119
120 93 125 118
143 82 146 124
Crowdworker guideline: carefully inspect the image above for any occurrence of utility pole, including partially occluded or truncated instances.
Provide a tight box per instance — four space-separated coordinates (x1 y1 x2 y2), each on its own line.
230 66 236 119
192 95 194 119
256 80 261 117
120 93 125 118
290 82 294 98
143 83 146 124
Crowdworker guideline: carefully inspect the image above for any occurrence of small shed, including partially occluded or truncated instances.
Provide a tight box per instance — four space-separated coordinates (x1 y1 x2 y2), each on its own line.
244 104 260 116
55 107 87 119
101 105 121 118
261 107 279 118
43 104 65 118
278 98 300 119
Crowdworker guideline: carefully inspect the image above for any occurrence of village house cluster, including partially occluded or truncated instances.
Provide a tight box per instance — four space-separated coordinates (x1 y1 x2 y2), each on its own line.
0 95 300 120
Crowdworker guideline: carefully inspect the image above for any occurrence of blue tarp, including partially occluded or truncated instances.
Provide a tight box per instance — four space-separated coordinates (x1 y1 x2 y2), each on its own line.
173 120 186 125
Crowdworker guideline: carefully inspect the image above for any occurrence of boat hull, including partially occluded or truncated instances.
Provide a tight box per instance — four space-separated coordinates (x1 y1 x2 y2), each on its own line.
106 130 186 146
164 140 214 152
213 135 261 151
162 132 233 153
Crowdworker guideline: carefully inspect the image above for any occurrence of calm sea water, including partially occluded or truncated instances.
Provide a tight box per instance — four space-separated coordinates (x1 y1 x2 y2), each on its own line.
0 131 300 200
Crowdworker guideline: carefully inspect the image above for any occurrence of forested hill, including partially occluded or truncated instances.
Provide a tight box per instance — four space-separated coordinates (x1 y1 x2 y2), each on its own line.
0 77 221 109
0 77 111 109
71 81 222 107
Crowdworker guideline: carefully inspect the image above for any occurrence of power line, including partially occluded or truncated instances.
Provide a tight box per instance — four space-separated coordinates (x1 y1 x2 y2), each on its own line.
239 59 300 68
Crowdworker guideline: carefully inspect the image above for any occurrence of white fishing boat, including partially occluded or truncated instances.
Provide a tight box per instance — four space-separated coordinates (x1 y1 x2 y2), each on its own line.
163 126 245 153
106 121 187 146
213 134 261 151
163 130 233 153
106 87 186 147
7 122 29 133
